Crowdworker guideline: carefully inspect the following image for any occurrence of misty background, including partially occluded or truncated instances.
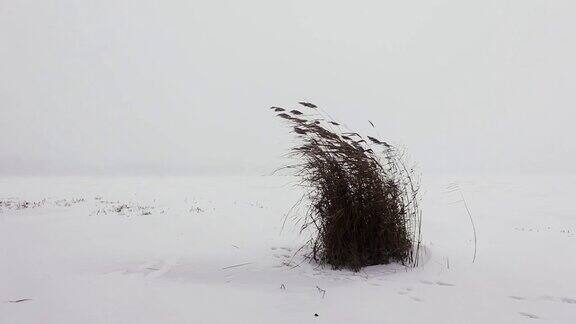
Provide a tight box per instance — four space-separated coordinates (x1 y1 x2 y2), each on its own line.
1 0 574 176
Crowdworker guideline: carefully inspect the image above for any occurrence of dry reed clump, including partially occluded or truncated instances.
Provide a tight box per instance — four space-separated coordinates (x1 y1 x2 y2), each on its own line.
272 102 422 271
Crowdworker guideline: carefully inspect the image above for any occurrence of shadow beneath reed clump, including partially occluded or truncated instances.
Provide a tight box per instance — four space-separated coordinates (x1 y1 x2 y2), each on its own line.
272 102 422 272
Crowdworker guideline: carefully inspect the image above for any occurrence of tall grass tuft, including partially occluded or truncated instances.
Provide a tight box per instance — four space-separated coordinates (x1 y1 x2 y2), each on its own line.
272 102 422 271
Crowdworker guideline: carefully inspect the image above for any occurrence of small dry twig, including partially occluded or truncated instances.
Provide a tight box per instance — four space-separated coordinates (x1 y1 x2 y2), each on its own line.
221 262 253 270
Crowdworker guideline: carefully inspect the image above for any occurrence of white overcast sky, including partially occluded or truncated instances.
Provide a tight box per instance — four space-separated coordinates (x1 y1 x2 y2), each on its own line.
1 0 575 176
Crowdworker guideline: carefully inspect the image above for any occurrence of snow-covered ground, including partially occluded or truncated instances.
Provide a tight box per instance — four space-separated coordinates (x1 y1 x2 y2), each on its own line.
1 175 575 323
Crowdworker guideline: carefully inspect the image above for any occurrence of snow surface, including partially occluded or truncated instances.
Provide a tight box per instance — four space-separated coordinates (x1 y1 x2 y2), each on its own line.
1 175 575 323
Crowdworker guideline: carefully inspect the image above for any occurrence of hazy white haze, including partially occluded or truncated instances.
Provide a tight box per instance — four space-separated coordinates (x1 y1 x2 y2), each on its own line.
3 3 576 323
1 0 575 176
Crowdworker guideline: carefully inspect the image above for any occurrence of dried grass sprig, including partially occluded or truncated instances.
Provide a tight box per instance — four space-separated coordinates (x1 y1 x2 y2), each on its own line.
272 102 422 271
